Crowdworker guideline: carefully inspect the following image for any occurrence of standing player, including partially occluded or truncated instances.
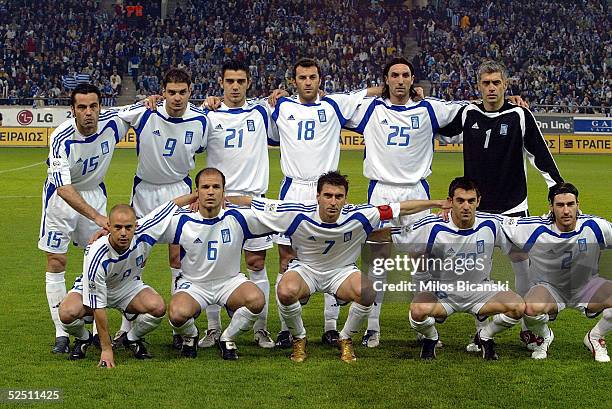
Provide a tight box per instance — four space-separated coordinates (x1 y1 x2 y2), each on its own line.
228 171 450 362
58 194 197 367
345 57 468 347
503 183 611 362
39 84 129 353
402 177 525 360
269 58 382 347
438 60 563 350
114 68 208 349
197 60 278 349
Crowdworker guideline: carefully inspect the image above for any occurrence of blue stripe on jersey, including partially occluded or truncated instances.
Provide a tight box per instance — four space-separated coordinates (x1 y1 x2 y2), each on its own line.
342 204 373 214
421 100 439 134
87 245 109 282
135 202 176 234
475 212 504 221
99 111 118 120
426 220 497 253
40 181 57 237
284 212 374 238
412 214 444 230
523 220 605 251
51 126 75 157
65 120 121 156
277 202 318 210
254 105 269 135
89 294 96 309
101 235 157 267
130 176 142 207
420 179 431 199
352 99 377 135
128 102 145 111
367 180 377 203
251 199 265 211
321 96 346 126
134 109 153 156
271 97 288 122
279 177 292 199
172 210 273 244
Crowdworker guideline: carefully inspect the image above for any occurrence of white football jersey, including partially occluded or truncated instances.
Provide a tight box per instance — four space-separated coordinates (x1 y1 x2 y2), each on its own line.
502 215 612 293
400 212 512 283
158 207 274 283
118 101 208 184
82 201 179 308
47 111 129 191
346 97 466 184
205 101 277 195
250 198 399 271
270 90 368 181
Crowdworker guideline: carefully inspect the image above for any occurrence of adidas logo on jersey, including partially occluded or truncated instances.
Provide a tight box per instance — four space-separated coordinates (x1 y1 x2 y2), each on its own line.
288 115 295 120
153 129 161 136
307 236 316 241
380 119 388 125
193 238 203 244
215 124 223 130
471 122 479 129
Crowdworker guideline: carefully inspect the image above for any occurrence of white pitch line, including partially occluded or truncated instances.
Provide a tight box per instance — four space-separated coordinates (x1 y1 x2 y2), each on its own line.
0 161 46 174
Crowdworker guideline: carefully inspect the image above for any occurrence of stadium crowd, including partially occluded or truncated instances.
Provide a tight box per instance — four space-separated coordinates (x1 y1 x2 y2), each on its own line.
412 0 611 114
0 0 609 113
0 0 128 106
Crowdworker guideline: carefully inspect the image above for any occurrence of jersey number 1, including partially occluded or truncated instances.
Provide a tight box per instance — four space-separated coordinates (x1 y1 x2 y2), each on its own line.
483 129 492 149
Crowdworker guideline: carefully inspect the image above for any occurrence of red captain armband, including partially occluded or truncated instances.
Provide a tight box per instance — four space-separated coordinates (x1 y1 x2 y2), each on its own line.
377 205 393 221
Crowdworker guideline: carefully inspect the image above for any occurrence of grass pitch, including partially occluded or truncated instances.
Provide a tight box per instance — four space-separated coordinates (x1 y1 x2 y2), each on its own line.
0 148 610 409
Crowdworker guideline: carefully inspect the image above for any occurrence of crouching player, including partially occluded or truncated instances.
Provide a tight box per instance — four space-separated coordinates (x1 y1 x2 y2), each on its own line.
59 193 197 367
230 171 450 362
401 177 524 360
504 183 612 362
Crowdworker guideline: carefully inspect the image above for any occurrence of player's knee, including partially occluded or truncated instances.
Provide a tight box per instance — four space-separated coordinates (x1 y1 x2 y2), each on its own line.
46 253 67 272
409 302 431 321
506 299 525 319
358 284 376 307
168 303 190 325
245 291 265 314
59 303 78 324
149 300 166 318
277 282 299 306
524 302 546 317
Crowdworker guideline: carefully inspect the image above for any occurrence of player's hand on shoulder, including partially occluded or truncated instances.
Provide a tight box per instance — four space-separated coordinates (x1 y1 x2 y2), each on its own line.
94 215 109 230
508 95 529 108
436 206 451 222
189 201 199 213
144 94 164 111
413 86 425 101
89 227 110 244
317 89 326 99
267 88 289 107
202 96 222 111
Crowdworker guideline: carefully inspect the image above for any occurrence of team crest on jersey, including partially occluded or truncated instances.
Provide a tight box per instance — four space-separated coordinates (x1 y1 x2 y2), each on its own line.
221 228 231 243
500 124 508 135
88 281 96 290
101 141 109 155
477 240 485 254
578 238 587 252
136 255 144 268
411 116 420 129
265 203 277 212
185 131 193 144
318 109 327 123
247 120 255 131
344 232 352 242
